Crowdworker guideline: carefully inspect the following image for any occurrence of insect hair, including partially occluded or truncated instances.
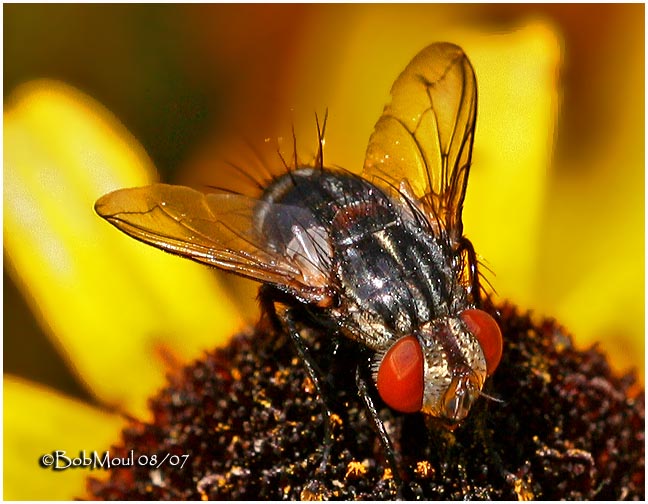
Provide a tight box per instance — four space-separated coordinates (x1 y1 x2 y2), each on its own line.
478 388 505 405
206 158 266 195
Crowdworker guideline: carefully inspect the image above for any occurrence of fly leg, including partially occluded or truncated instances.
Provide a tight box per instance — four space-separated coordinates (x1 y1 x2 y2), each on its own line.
355 366 403 490
283 310 336 473
457 236 483 307
258 285 335 475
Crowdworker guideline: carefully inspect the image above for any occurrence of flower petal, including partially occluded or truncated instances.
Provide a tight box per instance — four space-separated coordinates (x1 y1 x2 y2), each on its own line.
461 24 560 307
4 81 244 418
4 375 126 500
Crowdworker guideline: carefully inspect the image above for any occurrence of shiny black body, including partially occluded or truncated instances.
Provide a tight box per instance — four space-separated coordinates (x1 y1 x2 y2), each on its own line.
258 167 469 353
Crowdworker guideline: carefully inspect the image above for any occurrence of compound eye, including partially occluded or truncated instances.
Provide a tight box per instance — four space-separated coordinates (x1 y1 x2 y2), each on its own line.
461 309 503 375
376 335 424 413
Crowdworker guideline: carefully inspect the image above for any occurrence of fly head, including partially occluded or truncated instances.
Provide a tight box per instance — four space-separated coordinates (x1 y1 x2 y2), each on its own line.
375 309 502 425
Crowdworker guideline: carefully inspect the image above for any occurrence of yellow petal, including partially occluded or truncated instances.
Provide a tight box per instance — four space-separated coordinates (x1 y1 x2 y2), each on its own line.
4 81 244 418
461 24 560 309
556 251 644 375
4 375 126 500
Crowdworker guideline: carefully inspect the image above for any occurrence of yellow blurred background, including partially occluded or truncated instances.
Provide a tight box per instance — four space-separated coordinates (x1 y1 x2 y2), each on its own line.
5 3 644 406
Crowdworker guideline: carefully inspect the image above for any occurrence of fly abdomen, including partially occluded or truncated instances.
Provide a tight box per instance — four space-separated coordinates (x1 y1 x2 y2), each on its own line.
254 167 492 418
255 168 463 351
334 212 461 345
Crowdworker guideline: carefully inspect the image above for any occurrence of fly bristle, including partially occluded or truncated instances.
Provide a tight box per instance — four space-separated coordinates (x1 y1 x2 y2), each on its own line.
315 110 329 171
203 115 332 199
370 347 387 382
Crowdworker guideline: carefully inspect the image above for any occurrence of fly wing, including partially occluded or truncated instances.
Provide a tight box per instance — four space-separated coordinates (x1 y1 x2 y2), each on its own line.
363 42 477 242
95 184 333 303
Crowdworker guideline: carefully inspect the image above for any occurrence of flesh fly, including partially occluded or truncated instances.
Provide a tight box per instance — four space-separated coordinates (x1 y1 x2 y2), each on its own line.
96 42 503 478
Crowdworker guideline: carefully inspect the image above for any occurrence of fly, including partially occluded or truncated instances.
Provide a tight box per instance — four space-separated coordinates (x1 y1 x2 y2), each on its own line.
95 42 503 480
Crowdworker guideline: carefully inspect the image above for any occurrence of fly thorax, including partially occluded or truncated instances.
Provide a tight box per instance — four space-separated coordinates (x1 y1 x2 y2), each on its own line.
418 317 487 422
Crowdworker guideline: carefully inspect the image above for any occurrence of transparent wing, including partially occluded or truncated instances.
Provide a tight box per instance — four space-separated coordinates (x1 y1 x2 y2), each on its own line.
363 42 477 240
95 184 334 303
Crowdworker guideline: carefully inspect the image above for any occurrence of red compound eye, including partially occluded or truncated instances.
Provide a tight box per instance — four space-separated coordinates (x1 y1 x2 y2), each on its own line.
461 309 503 375
376 335 424 413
